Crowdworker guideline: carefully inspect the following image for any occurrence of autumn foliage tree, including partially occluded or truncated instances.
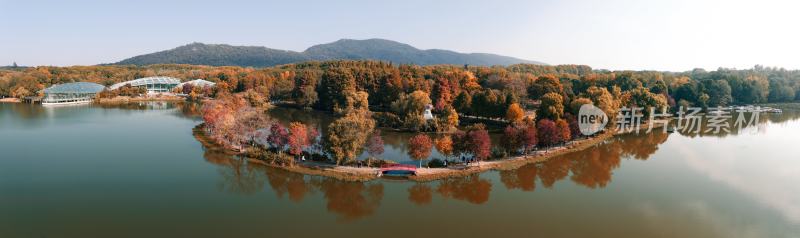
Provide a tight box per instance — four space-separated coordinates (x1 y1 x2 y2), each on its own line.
325 91 376 165
527 74 563 100
500 125 522 155
434 136 454 161
521 123 538 154
569 97 593 115
465 124 492 161
555 119 572 144
585 86 621 127
407 134 433 167
506 103 525 122
317 67 357 112
538 92 564 121
201 95 267 151
267 123 289 153
436 105 459 132
366 132 385 159
287 122 310 156
537 119 560 148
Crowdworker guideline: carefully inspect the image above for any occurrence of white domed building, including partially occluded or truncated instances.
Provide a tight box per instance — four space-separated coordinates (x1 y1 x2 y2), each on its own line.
108 76 180 94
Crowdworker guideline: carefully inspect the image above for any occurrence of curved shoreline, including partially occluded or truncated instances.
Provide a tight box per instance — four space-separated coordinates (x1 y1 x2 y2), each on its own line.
410 131 615 181
193 123 617 182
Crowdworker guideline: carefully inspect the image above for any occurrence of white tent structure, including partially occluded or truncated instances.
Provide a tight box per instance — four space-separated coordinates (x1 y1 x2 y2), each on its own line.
176 79 216 89
423 104 434 120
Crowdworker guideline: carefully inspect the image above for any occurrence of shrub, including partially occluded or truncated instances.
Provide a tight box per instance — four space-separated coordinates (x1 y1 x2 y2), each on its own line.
491 147 507 160
427 158 446 168
373 112 402 128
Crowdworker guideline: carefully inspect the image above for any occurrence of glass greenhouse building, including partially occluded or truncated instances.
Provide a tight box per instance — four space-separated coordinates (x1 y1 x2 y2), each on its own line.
176 79 216 89
109 76 181 93
42 82 106 105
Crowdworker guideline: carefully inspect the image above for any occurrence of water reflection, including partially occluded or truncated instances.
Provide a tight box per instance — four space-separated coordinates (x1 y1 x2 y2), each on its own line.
313 178 384 221
0 102 203 130
0 102 46 119
202 143 385 221
501 131 669 191
674 110 800 138
262 165 312 202
407 183 433 205
216 159 267 195
436 175 492 204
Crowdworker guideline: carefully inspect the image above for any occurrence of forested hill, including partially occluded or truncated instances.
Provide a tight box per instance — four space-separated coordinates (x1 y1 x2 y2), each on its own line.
114 43 310 67
114 39 542 67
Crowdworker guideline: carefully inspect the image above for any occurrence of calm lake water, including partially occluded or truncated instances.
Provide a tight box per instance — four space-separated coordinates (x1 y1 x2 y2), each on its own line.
2 102 799 238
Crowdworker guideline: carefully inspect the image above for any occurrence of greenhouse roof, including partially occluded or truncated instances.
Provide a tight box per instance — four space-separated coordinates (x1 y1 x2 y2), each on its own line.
109 76 181 90
43 82 106 94
177 79 216 88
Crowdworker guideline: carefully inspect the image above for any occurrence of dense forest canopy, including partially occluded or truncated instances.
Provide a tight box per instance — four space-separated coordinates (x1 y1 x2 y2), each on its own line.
2 62 799 123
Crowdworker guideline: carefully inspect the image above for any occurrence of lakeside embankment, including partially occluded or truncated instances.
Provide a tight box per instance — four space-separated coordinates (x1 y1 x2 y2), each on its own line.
96 95 185 104
0 97 21 103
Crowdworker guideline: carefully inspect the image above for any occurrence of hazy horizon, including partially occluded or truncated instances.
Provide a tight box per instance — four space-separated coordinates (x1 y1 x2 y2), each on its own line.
2 0 799 71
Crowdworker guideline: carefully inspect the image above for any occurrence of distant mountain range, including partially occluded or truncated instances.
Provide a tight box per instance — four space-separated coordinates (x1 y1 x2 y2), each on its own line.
114 39 543 67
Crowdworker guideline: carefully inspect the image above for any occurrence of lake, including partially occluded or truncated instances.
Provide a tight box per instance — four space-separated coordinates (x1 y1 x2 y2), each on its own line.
1 102 799 238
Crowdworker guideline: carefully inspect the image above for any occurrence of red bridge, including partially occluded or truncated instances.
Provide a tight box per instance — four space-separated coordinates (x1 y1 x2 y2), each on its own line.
380 164 417 175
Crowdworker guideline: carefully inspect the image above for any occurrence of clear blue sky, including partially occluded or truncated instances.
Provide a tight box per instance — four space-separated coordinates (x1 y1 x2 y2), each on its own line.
2 0 798 71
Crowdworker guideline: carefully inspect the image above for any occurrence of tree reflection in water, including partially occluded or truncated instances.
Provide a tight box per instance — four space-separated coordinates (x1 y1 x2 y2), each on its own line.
436 175 492 204
202 144 385 221
200 130 670 220
408 183 432 205
500 131 669 190
261 165 312 202
202 148 267 195
312 178 384 221
215 159 267 195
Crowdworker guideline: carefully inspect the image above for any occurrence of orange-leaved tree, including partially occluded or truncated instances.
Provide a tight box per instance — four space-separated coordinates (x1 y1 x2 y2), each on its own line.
407 134 433 167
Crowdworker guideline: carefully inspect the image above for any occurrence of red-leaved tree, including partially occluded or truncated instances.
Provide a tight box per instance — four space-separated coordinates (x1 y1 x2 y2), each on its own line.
537 119 561 149
367 132 384 159
565 113 582 139
266 123 289 153
556 119 571 144
500 125 522 155
307 127 320 154
467 124 491 161
288 122 309 156
407 134 433 167
521 123 538 154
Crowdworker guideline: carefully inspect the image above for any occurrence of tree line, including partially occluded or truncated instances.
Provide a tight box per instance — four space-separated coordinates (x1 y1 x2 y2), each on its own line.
3 62 800 126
